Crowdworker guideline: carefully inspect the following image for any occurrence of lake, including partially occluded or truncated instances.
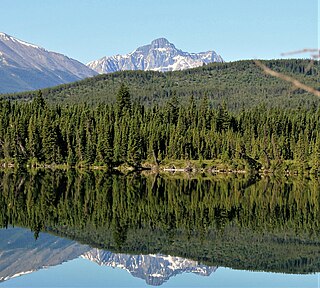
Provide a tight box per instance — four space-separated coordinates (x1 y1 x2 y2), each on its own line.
0 170 319 287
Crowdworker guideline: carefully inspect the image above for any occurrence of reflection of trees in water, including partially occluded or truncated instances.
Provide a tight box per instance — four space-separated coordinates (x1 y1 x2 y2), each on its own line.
0 170 320 273
0 170 319 234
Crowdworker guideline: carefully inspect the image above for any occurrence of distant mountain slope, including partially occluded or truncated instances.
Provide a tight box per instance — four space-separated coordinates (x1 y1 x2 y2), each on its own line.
0 227 89 282
87 38 223 73
0 32 97 93
4 59 319 110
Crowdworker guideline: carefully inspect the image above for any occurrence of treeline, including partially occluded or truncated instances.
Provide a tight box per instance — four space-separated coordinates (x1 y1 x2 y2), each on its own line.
1 170 320 273
0 86 319 173
3 59 319 110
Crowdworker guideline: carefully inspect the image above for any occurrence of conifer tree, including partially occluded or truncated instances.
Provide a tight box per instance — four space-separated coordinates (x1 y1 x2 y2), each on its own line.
41 116 58 164
33 90 46 110
116 84 131 117
27 117 42 162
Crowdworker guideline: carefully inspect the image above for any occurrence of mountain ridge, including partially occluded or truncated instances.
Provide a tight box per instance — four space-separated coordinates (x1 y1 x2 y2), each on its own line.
87 37 223 73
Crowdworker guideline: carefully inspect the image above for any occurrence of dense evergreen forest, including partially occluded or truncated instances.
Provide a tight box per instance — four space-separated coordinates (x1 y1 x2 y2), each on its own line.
1 170 320 273
2 60 319 110
0 59 319 172
0 85 319 173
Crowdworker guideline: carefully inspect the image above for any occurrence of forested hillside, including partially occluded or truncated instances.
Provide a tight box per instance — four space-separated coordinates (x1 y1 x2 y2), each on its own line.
2 59 319 110
0 86 319 173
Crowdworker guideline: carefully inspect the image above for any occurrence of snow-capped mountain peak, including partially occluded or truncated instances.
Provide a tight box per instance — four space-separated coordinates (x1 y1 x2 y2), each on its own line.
87 38 223 74
82 249 217 286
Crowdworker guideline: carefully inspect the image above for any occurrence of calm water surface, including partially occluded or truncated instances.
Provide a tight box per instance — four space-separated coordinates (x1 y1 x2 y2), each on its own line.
0 170 319 287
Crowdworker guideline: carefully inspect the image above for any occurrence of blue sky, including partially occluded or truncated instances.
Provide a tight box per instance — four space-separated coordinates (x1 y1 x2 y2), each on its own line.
0 0 318 64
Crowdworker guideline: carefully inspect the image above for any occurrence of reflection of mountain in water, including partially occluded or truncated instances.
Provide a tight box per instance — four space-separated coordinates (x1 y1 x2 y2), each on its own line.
83 249 217 286
0 228 216 286
0 227 90 282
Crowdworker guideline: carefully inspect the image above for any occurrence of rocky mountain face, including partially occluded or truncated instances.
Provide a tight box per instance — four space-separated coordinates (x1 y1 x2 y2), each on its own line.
82 249 217 286
87 38 223 73
0 32 97 93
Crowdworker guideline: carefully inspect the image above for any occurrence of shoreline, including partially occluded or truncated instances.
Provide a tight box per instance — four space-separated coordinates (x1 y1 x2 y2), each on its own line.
0 160 318 177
